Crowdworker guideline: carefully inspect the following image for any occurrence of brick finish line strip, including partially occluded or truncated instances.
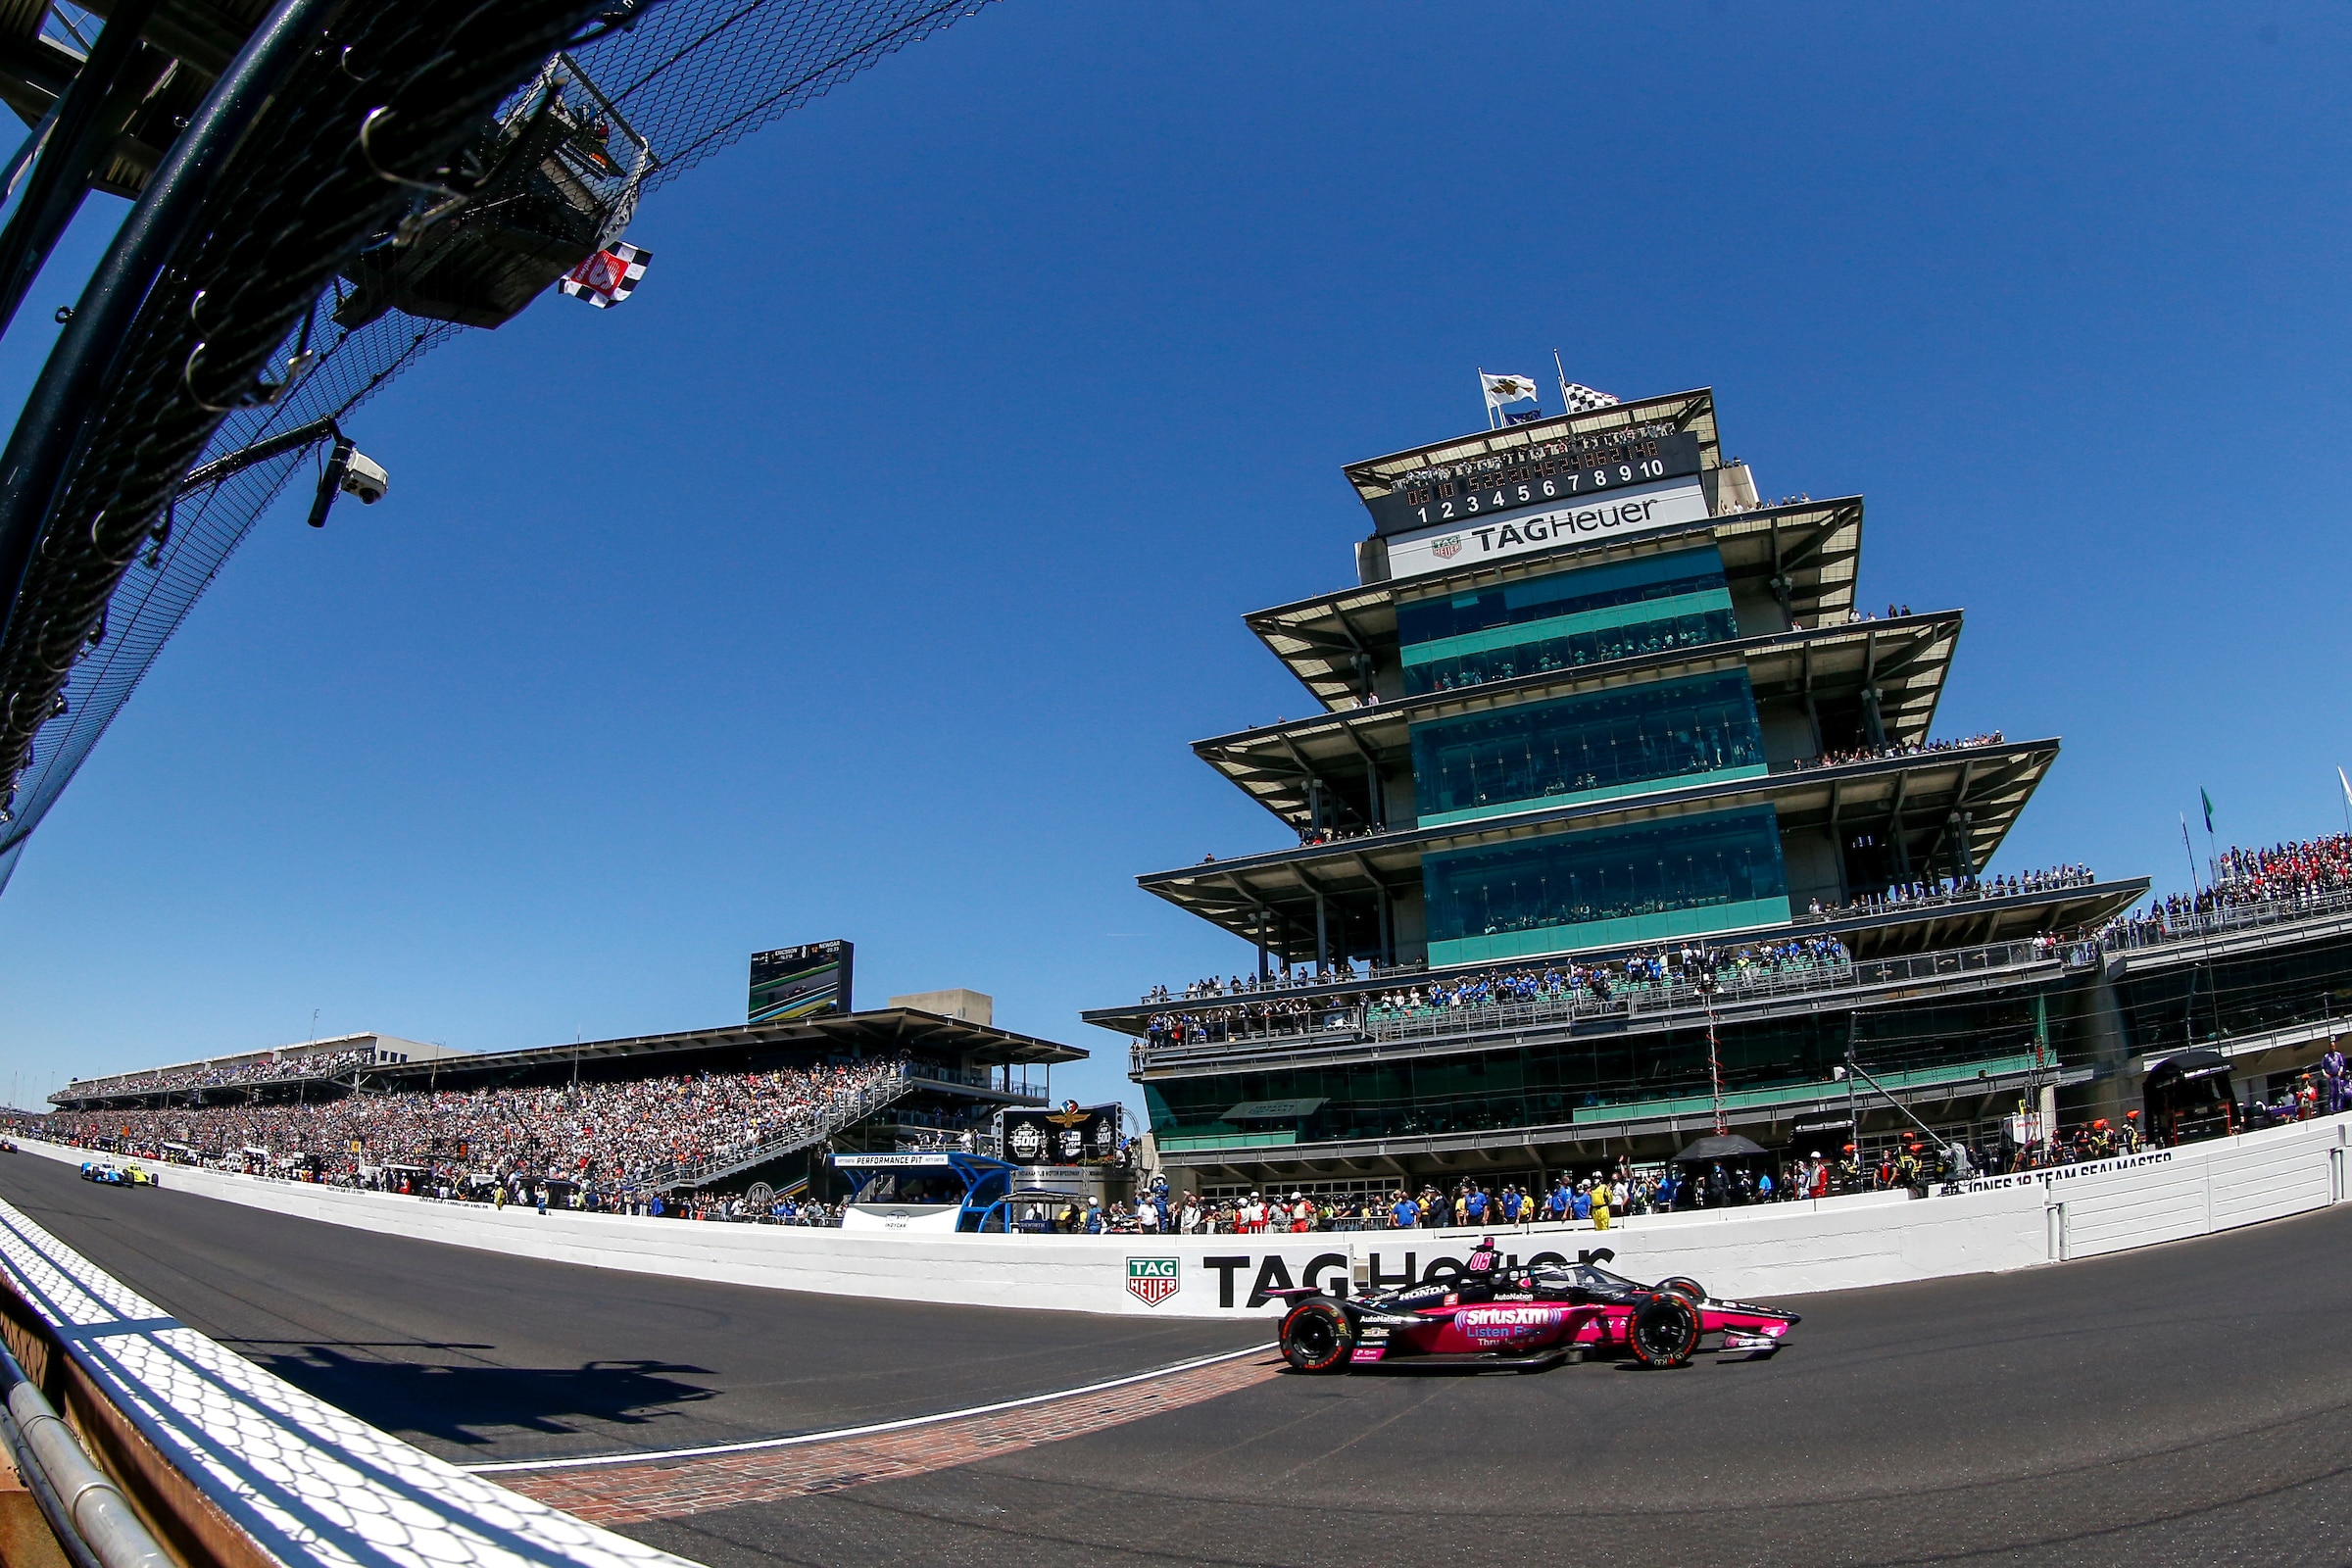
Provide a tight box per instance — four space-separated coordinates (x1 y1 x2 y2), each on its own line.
494 1352 1285 1525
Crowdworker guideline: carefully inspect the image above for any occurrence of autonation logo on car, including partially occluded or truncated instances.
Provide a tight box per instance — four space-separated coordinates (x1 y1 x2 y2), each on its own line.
1127 1257 1181 1306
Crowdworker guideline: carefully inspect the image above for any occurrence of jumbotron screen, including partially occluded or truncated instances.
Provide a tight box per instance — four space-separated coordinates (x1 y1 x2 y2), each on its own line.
999 1102 1122 1165
748 940 853 1022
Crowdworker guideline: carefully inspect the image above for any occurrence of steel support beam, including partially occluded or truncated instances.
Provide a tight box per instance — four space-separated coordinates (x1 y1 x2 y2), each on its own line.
0 0 164 346
0 0 335 656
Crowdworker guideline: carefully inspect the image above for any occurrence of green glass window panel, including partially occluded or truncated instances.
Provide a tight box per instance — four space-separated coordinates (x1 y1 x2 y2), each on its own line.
1396 545 1727 648
1409 669 1766 824
1420 806 1790 958
1401 597 1738 696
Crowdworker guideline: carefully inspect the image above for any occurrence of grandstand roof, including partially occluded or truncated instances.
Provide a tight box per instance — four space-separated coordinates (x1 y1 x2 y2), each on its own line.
1138 735 2061 952
372 1007 1085 1085
1197 610 1961 831
1340 387 1722 504
46 1008 1084 1109
1249 496 1865 711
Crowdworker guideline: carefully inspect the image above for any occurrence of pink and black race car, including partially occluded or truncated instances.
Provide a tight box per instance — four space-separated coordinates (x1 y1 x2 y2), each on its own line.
1270 1241 1798 1372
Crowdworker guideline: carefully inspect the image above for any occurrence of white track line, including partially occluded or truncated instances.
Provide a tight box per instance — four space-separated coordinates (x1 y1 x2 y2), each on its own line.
465 1342 1276 1475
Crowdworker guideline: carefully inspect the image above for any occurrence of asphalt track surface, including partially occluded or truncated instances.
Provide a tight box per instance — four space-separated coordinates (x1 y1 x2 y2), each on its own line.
8 1153 2352 1568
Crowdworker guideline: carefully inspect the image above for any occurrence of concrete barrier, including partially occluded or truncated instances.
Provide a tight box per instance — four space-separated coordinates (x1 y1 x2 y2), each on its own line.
19 1114 2351 1319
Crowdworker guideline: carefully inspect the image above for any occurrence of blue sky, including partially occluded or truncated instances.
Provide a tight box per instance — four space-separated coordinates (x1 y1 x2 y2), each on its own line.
0 1 2345 1113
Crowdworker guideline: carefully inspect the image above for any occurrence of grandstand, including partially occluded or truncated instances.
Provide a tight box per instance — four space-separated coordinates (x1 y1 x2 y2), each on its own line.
46 1000 1083 1196
1091 385 2185 1197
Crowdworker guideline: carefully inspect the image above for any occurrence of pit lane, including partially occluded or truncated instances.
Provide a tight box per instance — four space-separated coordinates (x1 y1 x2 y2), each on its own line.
6 1151 2351 1567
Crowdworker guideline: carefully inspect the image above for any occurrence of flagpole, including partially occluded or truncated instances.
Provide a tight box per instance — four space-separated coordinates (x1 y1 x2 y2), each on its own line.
1479 368 1494 430
1553 348 1572 415
2338 766 2350 838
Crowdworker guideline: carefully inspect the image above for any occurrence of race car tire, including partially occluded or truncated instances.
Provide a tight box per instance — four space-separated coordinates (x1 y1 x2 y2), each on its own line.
1655 1276 1708 1308
1280 1299 1354 1374
1628 1294 1701 1368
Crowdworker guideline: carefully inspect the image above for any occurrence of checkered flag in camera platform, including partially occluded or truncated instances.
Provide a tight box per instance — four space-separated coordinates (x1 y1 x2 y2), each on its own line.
560 242 652 308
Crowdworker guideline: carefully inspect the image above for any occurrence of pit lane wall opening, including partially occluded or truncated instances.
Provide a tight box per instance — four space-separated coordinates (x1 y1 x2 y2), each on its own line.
14 1114 2351 1319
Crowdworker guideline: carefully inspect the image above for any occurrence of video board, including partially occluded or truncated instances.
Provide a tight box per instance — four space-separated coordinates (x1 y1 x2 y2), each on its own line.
1362 428 1703 538
999 1102 1123 1165
749 940 854 1022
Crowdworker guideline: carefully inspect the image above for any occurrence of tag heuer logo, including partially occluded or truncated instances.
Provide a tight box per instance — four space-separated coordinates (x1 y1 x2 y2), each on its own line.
1431 535 1463 560
1126 1256 1180 1306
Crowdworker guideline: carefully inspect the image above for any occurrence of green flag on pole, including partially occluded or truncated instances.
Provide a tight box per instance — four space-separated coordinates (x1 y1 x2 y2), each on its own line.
2201 788 2214 835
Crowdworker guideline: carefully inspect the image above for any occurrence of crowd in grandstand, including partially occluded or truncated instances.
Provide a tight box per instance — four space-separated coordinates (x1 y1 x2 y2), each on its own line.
1142 956 1391 1005
61 1046 377 1101
1805 863 2098 920
1364 935 1851 1025
2105 831 2352 946
1297 821 1378 847
1788 731 2007 772
38 1057 910 1196
1140 936 1855 1051
2212 833 2352 904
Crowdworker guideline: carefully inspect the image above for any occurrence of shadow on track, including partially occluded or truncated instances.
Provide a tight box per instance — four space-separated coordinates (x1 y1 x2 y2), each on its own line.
233 1346 719 1447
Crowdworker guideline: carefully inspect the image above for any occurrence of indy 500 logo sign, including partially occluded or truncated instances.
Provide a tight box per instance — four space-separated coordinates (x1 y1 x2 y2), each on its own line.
1126 1256 1180 1306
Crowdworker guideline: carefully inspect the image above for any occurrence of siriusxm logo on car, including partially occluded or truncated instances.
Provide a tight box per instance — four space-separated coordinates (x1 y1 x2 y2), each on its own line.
1456 1306 1563 1340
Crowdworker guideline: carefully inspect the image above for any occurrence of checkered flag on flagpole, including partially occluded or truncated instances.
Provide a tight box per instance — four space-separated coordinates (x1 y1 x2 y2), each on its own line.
1559 380 1619 414
1551 350 1620 415
560 242 653 308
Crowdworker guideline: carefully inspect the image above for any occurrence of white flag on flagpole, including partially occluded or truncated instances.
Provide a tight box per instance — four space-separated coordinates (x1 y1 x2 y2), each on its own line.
2338 765 2351 812
1480 372 1542 410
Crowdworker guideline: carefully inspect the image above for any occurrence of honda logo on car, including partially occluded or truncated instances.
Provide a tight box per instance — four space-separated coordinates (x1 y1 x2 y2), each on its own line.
1126 1257 1180 1306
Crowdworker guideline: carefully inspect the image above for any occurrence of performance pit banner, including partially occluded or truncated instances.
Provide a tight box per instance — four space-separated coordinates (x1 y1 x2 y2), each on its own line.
1384 478 1709 581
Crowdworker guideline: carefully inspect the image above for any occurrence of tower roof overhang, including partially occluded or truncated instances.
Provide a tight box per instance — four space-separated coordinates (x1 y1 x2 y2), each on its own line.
1139 737 2061 950
1247 496 1864 710
1197 610 1962 831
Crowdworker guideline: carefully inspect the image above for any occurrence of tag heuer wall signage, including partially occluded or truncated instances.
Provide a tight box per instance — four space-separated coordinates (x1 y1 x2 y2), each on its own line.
999 1102 1123 1164
1126 1257 1181 1307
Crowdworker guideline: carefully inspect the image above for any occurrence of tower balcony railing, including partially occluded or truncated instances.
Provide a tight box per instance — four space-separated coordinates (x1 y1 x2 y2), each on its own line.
1131 868 2108 1014
1130 934 2102 1075
2099 882 2352 955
